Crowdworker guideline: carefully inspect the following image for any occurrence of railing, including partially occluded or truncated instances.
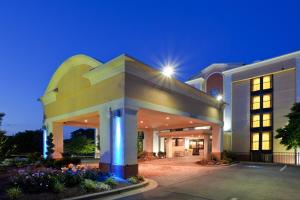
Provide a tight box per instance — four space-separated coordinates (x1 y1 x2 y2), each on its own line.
234 152 300 166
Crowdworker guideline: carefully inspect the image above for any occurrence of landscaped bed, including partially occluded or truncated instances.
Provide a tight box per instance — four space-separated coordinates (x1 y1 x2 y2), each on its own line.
1 162 145 200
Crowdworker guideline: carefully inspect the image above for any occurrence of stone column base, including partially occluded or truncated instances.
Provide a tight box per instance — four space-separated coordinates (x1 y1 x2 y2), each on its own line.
99 163 138 179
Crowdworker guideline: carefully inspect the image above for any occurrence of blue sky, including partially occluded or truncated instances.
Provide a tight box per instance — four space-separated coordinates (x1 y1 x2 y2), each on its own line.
0 0 300 134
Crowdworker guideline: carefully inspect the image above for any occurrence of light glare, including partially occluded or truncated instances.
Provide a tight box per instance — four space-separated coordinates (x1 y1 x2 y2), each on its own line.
162 65 174 78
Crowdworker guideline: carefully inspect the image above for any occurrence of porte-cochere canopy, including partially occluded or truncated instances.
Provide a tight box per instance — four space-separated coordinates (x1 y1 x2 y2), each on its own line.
40 54 224 178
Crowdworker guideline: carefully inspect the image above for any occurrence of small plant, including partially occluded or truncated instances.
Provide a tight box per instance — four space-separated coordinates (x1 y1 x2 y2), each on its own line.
61 170 84 187
6 187 22 200
137 175 144 182
81 179 98 192
127 176 138 184
52 181 65 193
81 179 111 192
96 182 111 191
104 177 117 187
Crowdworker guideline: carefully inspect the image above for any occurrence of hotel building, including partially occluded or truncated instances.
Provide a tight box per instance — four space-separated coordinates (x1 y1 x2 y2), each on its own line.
186 51 300 164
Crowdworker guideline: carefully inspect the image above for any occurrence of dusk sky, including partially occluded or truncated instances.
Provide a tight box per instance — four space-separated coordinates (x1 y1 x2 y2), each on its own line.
1 0 300 135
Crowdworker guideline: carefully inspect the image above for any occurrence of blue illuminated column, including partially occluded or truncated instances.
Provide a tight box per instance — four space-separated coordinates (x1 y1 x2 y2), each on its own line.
43 128 48 159
111 108 138 178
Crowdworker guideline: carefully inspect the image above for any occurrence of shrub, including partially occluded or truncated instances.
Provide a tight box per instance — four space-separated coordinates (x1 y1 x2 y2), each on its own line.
81 179 111 192
28 152 42 163
61 170 84 187
224 151 237 162
6 187 22 200
11 168 61 193
53 157 81 169
81 179 98 192
127 177 138 184
104 177 117 187
127 175 144 184
96 182 111 191
52 181 65 193
157 151 166 158
83 169 100 181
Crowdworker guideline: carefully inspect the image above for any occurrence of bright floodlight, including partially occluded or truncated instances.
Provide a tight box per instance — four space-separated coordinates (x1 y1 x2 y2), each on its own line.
162 65 174 78
216 95 223 101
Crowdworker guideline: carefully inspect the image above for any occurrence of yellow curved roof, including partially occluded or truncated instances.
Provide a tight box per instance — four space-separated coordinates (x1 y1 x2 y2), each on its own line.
45 54 102 94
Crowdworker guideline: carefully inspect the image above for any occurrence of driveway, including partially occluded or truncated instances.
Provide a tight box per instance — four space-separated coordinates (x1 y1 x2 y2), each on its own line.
118 158 300 200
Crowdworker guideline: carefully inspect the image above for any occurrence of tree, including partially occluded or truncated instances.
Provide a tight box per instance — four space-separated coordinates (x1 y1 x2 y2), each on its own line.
46 132 55 159
275 102 300 150
11 130 43 154
0 113 15 159
64 135 94 155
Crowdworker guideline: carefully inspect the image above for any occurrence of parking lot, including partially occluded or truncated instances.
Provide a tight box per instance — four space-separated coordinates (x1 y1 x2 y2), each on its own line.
119 158 300 200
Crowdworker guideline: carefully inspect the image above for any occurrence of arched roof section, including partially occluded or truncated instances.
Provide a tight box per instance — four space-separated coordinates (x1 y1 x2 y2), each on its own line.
45 54 102 94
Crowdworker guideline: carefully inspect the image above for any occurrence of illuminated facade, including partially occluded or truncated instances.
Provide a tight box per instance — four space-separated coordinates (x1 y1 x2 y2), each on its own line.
187 51 300 164
40 54 224 178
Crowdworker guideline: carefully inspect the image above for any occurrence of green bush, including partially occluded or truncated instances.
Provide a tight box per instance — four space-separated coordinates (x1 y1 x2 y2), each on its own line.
81 179 111 192
28 152 42 163
6 187 22 200
42 157 81 169
81 179 98 192
83 169 100 181
127 177 138 184
104 177 117 187
52 181 65 193
61 170 84 187
224 151 237 162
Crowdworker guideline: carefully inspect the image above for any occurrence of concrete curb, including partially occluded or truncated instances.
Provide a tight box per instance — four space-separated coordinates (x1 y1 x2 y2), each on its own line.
63 179 150 200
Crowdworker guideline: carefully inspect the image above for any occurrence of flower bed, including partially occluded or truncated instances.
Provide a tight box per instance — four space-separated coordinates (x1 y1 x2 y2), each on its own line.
3 164 144 200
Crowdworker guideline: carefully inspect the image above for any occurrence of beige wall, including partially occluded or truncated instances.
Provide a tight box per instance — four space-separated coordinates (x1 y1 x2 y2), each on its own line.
125 73 222 123
273 69 296 152
232 80 250 153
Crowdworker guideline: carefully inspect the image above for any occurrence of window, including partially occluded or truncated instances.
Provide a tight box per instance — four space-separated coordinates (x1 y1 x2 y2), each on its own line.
263 76 272 90
252 96 260 110
252 114 260 128
252 78 261 91
263 94 272 108
251 133 259 150
262 132 271 150
263 113 272 127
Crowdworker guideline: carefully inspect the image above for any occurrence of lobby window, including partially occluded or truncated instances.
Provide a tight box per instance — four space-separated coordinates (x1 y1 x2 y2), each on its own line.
251 133 259 150
262 132 271 150
252 78 261 92
263 113 272 127
263 75 272 90
252 114 260 128
252 96 260 110
263 94 272 109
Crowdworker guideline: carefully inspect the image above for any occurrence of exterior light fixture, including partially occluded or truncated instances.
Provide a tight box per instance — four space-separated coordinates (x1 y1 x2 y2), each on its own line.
145 126 148 128
194 126 211 130
140 120 144 123
84 119 88 123
166 116 170 120
162 65 175 78
189 121 193 124
216 95 223 101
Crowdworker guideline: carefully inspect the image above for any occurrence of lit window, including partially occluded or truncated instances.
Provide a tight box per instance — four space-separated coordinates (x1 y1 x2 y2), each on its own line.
251 133 259 150
262 132 271 150
252 96 260 110
263 113 272 127
263 76 272 90
263 94 272 108
252 78 261 91
252 114 260 128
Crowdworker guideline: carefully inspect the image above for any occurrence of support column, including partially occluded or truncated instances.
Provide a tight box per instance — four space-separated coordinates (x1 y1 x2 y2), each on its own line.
166 138 173 158
212 124 223 160
160 137 165 152
143 129 153 154
153 131 159 155
99 108 111 172
94 128 100 158
47 122 63 159
111 108 138 178
296 58 300 160
203 134 210 160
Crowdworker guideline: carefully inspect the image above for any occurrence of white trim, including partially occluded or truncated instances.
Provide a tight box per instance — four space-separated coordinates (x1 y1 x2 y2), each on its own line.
296 57 300 102
223 51 300 75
